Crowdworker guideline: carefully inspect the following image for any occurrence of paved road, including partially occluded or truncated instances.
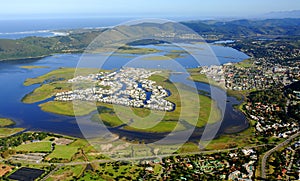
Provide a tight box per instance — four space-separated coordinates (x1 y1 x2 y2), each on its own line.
261 132 300 179
41 164 64 181
0 142 272 179
59 144 269 168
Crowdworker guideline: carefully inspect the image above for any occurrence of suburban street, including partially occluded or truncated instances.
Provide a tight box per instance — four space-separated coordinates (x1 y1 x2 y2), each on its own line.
261 132 300 179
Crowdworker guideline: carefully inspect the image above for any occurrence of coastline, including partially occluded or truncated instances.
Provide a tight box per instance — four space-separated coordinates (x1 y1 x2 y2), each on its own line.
0 55 51 62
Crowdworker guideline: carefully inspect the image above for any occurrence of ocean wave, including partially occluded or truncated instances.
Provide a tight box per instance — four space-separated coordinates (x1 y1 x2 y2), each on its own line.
51 32 69 36
0 30 70 39
0 30 52 35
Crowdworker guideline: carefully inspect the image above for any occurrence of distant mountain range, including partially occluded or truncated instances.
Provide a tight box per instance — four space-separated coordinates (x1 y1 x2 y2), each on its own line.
261 10 300 19
0 18 300 61
182 18 300 38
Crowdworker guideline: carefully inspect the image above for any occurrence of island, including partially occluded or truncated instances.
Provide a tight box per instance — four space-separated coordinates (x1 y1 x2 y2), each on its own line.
22 67 221 133
19 65 49 69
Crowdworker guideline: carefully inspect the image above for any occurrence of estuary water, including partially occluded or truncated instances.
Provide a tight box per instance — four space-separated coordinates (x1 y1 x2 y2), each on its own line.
0 44 249 140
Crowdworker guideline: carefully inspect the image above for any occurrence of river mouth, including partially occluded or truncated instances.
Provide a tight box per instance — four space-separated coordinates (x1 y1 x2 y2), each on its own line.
0 44 249 141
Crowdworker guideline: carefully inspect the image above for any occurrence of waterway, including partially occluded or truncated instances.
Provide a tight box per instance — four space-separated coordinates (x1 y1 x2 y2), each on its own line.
0 44 249 141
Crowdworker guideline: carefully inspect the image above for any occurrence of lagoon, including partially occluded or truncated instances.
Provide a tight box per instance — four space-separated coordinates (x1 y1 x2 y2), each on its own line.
0 44 249 139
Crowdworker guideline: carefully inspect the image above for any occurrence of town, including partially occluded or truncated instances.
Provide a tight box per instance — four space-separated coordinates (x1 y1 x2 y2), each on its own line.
197 38 300 140
200 61 299 91
55 67 175 111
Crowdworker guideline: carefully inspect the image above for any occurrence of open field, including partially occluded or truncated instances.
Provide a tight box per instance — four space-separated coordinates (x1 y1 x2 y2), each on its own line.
141 56 171 61
115 46 161 54
46 145 78 160
202 120 258 150
46 165 85 181
22 68 109 104
46 139 87 161
40 101 96 117
140 53 186 60
0 118 15 127
20 66 49 69
178 142 201 153
23 67 106 86
23 84 57 104
0 128 25 138
234 59 254 68
14 141 52 152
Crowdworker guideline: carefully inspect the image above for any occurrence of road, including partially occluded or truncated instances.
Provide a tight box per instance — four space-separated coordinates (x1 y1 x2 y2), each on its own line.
0 142 274 179
4 143 270 167
261 132 300 179
41 164 64 181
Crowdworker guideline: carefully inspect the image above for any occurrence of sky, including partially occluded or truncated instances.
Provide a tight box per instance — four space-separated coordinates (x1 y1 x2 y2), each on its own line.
0 0 299 19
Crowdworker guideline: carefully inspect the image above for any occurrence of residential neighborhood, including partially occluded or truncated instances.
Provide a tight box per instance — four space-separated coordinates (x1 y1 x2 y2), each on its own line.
197 39 300 141
55 67 175 111
200 61 299 91
266 137 300 180
138 148 258 180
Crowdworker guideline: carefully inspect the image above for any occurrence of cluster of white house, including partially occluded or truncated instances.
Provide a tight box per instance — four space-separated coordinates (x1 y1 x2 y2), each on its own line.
55 67 174 111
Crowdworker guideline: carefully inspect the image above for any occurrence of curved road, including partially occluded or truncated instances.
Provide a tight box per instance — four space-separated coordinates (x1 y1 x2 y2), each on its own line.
261 132 300 179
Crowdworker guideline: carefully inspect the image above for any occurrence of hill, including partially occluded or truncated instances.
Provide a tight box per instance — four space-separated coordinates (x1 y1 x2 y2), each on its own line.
0 18 300 61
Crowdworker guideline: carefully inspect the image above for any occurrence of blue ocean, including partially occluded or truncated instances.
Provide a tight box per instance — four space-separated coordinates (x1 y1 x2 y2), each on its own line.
0 17 133 39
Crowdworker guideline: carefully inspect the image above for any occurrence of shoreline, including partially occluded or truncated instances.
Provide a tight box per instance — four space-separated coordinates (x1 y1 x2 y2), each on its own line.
18 84 248 142
0 55 51 62
2 43 251 143
17 67 249 140
0 118 26 138
20 67 222 135
187 65 252 135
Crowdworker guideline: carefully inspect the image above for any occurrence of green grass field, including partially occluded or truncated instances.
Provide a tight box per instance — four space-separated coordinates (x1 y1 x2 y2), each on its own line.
201 121 256 150
24 67 105 86
141 56 171 61
0 118 15 127
178 142 201 153
22 84 60 103
40 101 97 117
46 165 85 181
140 53 185 61
46 139 87 160
0 128 24 138
14 141 52 152
234 59 254 68
116 46 161 54
20 66 49 69
47 145 78 160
